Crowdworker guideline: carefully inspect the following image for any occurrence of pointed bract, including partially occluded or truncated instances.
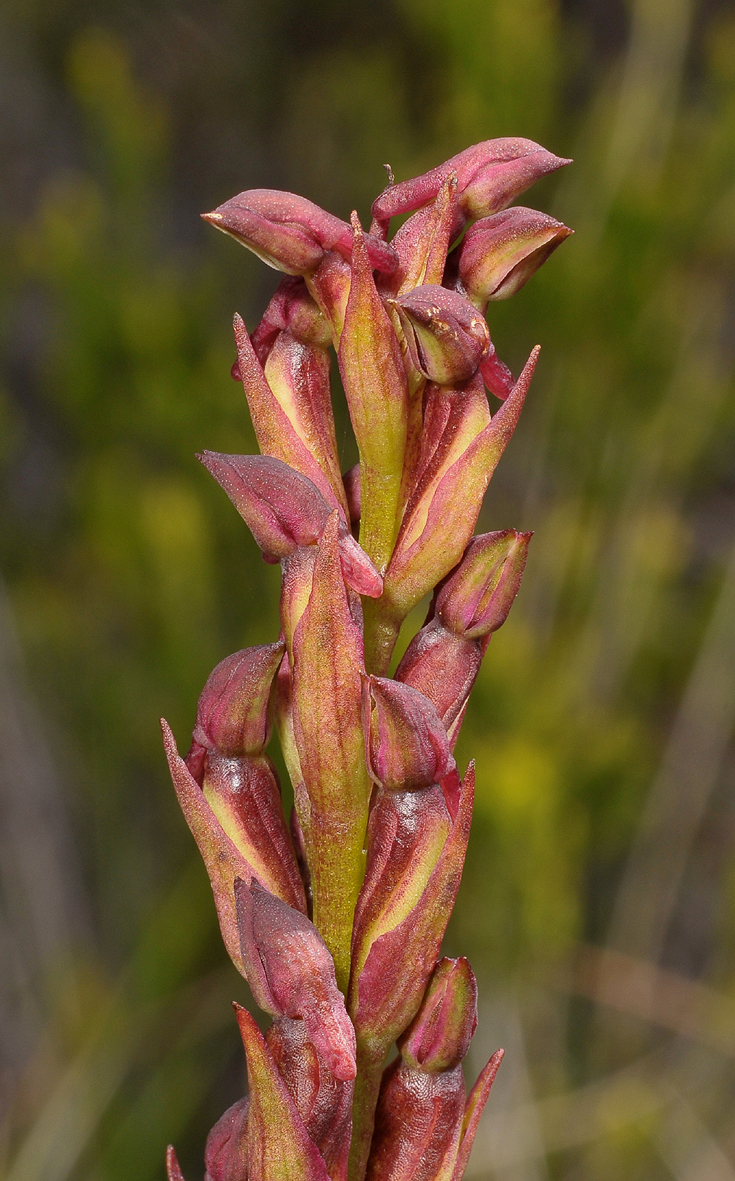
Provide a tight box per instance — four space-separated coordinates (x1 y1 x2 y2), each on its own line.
347 768 475 1179
233 314 347 512
381 174 458 298
162 720 305 975
349 768 474 1049
385 348 539 621
202 752 306 913
350 786 453 988
263 332 348 516
166 1146 187 1181
338 214 409 572
449 1050 504 1181
291 513 373 990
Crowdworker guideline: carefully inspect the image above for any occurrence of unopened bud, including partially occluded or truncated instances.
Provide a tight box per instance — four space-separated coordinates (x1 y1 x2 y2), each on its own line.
266 1017 353 1181
199 454 382 597
362 676 455 792
366 1061 465 1181
389 286 489 385
398 957 477 1073
457 207 572 306
191 642 284 758
203 189 397 276
436 530 532 639
372 139 571 234
200 452 328 557
395 618 481 737
250 276 332 366
236 879 357 1082
204 1097 249 1181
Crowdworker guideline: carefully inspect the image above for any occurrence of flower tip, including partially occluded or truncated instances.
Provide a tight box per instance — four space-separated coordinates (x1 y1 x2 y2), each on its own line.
201 210 223 223
166 1146 186 1181
160 718 178 757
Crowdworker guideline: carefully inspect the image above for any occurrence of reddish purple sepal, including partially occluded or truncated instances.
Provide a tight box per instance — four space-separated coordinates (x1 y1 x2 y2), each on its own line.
389 286 489 386
362 676 456 792
267 1017 354 1181
372 138 571 235
236 878 357 1082
203 188 397 276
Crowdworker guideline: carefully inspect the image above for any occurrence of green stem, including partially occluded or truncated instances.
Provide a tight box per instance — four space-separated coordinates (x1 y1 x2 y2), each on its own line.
361 596 405 676
347 1043 387 1181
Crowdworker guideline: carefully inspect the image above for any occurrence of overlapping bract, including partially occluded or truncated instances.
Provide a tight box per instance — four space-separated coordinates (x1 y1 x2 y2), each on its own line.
165 138 571 1181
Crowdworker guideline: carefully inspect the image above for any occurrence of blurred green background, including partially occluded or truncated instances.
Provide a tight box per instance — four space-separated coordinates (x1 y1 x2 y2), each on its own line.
2 0 735 1178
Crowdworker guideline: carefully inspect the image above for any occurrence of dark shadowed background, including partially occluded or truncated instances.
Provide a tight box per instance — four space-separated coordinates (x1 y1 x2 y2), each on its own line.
2 1 735 1178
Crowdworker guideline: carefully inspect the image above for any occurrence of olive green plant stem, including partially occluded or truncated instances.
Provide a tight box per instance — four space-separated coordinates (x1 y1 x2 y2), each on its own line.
347 1045 386 1181
361 597 405 676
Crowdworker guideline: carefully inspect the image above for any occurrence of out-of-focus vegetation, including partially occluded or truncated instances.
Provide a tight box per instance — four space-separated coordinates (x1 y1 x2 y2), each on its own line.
2 1 735 1178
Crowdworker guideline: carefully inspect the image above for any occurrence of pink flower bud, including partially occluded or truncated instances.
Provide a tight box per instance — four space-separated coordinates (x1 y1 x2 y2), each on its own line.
398 957 477 1073
250 276 332 366
199 453 382 597
234 1004 332 1181
372 139 571 232
437 530 532 638
388 286 490 385
199 452 329 558
236 880 357 1082
366 1041 504 1181
306 252 352 340
366 1061 465 1181
190 641 284 757
348 767 474 1081
267 1017 353 1181
204 1097 249 1181
202 189 397 276
362 676 456 792
457 206 573 306
395 619 481 737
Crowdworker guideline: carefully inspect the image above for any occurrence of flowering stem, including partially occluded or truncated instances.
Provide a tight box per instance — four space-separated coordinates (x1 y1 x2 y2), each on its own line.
163 137 572 1181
